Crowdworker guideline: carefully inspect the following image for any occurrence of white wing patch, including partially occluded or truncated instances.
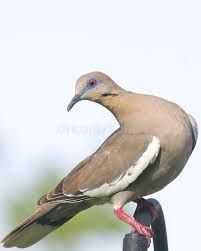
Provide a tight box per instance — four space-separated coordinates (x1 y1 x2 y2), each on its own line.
82 136 160 198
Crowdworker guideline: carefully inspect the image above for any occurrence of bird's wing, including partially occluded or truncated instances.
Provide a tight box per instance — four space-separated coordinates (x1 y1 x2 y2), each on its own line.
38 130 160 204
38 155 93 205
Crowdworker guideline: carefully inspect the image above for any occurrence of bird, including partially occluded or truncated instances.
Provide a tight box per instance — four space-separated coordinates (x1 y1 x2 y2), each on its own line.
1 71 198 248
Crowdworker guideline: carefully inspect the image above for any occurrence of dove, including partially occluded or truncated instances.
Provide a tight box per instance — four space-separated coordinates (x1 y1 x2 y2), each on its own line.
1 71 198 248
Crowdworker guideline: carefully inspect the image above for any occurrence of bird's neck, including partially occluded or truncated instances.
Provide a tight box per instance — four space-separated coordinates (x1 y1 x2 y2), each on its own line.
98 91 138 129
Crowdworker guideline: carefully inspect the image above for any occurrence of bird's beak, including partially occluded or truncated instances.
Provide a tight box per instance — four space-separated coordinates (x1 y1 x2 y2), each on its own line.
67 94 82 111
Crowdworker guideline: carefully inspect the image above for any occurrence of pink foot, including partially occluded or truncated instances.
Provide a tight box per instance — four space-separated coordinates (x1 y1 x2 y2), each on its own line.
114 208 153 247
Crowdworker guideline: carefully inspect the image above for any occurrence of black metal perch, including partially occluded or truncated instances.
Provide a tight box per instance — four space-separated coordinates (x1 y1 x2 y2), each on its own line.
123 199 168 251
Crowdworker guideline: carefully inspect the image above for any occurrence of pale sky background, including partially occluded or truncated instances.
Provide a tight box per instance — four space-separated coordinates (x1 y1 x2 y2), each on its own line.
0 0 200 250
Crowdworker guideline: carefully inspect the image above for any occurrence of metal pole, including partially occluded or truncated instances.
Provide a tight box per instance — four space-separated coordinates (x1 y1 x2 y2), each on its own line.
123 233 148 251
123 198 168 251
148 199 168 251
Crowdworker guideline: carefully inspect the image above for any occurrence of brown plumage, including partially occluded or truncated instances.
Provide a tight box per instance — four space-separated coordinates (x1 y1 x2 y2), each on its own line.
1 71 198 248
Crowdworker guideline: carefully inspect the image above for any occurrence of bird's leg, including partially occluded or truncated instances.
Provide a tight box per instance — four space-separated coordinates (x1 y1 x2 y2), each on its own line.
134 198 157 221
114 207 153 246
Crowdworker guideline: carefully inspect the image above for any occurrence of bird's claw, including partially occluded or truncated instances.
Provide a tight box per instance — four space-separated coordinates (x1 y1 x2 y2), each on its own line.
131 223 153 247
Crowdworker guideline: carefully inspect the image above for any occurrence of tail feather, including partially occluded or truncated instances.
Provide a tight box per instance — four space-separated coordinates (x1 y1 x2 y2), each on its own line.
1 202 91 248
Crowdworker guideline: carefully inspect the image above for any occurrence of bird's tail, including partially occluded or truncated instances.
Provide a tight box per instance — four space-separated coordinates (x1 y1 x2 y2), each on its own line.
1 202 91 248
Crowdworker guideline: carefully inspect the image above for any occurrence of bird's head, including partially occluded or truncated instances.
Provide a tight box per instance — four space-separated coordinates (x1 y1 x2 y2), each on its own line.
67 71 123 111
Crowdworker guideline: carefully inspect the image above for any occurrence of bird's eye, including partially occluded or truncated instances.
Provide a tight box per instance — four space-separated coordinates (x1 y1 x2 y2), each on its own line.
88 79 97 87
